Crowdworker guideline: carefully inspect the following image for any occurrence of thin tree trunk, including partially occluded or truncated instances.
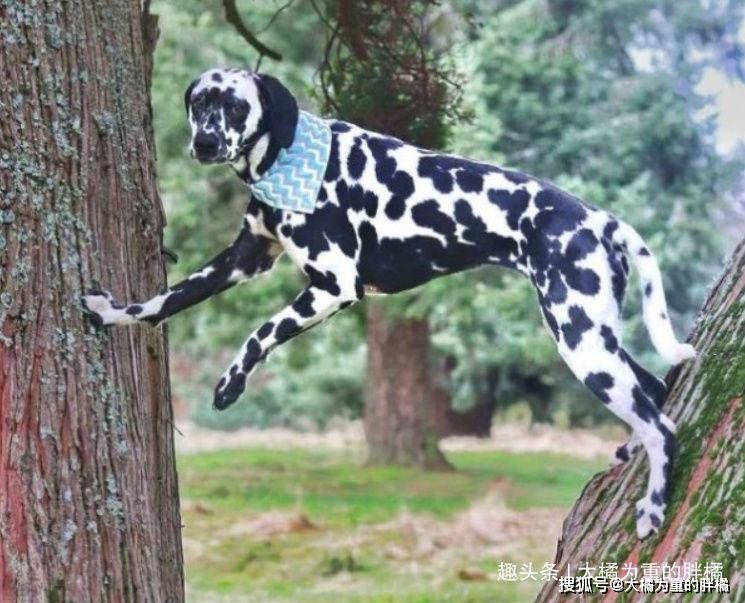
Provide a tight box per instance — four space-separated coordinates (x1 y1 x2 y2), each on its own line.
363 301 452 469
537 238 745 602
0 2 183 601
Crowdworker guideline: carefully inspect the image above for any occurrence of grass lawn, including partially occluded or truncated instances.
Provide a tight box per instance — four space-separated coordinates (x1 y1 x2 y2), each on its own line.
178 447 605 602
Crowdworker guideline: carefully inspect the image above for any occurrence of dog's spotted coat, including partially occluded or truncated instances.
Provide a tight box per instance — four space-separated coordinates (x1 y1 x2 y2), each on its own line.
82 68 696 539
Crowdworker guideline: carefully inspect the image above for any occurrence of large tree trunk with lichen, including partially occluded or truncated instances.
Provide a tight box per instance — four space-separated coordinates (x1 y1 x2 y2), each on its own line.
0 2 183 601
364 302 452 469
537 238 745 602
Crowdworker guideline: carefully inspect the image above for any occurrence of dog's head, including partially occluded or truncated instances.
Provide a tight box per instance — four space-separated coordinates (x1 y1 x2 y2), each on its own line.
184 68 298 164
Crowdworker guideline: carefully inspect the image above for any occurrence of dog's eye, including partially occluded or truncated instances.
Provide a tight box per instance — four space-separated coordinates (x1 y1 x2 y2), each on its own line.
225 98 248 122
191 97 207 113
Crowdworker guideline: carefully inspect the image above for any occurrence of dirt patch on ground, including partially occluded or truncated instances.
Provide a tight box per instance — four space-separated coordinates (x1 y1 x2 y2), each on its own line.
175 419 620 460
182 485 566 600
227 511 319 539
445 422 621 459
363 485 565 566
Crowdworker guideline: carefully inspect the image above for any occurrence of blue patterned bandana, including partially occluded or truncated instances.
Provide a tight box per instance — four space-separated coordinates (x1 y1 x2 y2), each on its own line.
249 111 332 213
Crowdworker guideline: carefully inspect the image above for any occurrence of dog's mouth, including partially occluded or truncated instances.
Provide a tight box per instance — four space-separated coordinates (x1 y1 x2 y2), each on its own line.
194 153 224 164
191 148 229 164
191 131 229 164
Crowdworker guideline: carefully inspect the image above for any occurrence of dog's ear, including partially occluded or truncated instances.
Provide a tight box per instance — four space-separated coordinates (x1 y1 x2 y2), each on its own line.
184 79 198 115
257 74 299 149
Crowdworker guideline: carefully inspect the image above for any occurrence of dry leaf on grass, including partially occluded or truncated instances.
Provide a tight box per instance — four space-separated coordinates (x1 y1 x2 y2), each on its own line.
458 568 488 581
228 511 319 538
181 500 214 515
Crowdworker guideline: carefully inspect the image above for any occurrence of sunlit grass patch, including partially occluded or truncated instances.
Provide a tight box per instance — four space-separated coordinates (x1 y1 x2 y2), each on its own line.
179 446 604 602
179 447 602 522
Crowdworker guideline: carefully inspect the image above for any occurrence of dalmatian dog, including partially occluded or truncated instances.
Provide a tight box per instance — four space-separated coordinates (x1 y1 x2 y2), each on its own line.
82 68 696 539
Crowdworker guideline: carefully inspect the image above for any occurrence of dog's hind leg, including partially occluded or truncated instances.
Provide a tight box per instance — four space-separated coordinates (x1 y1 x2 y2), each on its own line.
554 332 676 539
612 348 667 464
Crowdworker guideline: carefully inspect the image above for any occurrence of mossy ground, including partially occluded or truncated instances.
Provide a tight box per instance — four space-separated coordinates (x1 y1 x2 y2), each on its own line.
178 446 604 602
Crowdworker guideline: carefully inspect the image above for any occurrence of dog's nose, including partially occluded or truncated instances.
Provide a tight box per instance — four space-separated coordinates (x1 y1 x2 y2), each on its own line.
193 131 219 156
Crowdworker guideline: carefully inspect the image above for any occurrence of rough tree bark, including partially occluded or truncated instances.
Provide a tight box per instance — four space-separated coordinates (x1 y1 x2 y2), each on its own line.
364 302 451 469
0 2 183 601
538 238 745 602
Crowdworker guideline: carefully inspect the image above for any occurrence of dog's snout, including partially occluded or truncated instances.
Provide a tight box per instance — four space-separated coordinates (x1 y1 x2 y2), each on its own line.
194 131 219 155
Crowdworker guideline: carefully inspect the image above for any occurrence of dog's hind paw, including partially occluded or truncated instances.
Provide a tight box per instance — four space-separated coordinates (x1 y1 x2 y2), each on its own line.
213 370 247 410
612 443 631 466
611 434 642 466
635 497 664 540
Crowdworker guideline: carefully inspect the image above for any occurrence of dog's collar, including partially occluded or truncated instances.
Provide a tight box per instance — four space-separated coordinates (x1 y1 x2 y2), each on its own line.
246 111 332 214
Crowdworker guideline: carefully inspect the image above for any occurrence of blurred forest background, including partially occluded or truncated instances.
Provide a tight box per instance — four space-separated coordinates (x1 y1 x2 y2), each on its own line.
152 0 743 434
148 1 744 600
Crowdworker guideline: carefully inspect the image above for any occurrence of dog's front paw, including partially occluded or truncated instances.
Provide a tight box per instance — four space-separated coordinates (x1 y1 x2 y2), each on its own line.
213 370 247 410
81 290 118 327
635 497 664 540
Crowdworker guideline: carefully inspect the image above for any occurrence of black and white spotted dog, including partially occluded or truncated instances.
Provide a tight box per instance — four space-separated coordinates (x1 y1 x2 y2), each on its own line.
82 68 696 539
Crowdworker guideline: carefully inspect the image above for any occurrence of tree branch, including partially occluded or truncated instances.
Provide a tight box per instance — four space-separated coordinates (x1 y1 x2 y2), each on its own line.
257 0 296 35
221 0 283 62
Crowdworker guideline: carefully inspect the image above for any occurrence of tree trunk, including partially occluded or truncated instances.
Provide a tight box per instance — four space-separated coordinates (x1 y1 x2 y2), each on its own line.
537 238 745 602
363 301 452 469
0 2 183 601
442 399 497 438
438 363 497 438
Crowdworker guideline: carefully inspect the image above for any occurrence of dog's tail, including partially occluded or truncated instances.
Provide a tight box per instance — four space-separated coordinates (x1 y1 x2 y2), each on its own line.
611 219 696 365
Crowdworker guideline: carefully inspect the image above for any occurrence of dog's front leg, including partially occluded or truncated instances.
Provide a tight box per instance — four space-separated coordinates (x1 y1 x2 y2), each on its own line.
213 282 360 409
81 227 279 327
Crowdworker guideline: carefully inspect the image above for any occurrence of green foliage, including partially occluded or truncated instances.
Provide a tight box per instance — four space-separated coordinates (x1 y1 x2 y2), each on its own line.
318 0 467 148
